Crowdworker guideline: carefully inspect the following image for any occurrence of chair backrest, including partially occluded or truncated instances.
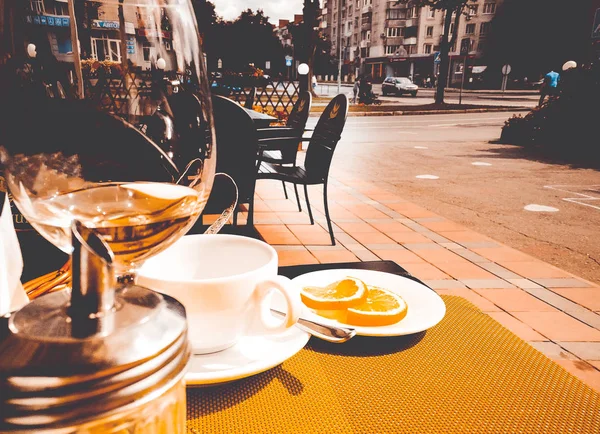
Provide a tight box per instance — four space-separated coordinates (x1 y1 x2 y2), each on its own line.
286 91 312 132
244 87 256 109
204 95 259 213
304 94 348 181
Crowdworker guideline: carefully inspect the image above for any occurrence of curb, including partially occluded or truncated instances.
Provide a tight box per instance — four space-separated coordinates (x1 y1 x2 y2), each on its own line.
309 107 531 117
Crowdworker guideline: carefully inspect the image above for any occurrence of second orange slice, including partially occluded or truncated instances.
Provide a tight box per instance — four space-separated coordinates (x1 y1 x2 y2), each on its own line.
301 277 368 310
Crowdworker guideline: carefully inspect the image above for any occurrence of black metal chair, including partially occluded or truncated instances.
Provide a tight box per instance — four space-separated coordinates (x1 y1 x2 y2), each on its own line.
202 94 260 226
255 91 312 210
257 94 348 245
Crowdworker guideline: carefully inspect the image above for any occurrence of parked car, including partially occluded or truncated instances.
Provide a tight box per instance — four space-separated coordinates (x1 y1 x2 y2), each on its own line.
382 77 419 97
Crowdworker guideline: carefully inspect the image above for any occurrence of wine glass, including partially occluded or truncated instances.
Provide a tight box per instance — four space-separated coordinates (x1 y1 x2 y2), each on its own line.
0 0 216 282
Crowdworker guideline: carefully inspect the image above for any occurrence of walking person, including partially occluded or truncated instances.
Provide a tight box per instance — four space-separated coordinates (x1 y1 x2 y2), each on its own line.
352 78 360 104
538 69 560 106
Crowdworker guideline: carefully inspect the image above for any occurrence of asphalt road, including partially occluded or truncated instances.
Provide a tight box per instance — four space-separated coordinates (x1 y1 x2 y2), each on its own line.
313 112 600 284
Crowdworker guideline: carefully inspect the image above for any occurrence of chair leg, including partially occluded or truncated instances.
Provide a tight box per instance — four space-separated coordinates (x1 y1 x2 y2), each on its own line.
282 181 288 199
323 182 335 246
293 184 302 212
232 205 238 226
248 196 255 226
304 184 314 225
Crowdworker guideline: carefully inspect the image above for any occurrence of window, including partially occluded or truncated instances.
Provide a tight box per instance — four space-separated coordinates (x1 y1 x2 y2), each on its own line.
361 12 371 24
466 23 475 35
468 5 478 15
385 45 400 55
408 7 418 18
477 40 486 52
142 42 152 61
342 9 346 18
348 22 353 33
361 30 371 41
333 27 336 37
404 45 417 55
353 34 358 44
349 5 353 14
29 0 43 14
56 35 72 54
386 27 404 38
423 44 432 54
480 21 491 34
469 39 476 51
426 26 433 37
449 23 455 34
91 36 121 62
386 9 407 20
54 2 68 16
427 7 435 18
483 2 496 14
356 0 360 8
366 30 371 41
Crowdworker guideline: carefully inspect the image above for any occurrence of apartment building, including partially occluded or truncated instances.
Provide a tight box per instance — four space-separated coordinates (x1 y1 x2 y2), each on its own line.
320 0 501 84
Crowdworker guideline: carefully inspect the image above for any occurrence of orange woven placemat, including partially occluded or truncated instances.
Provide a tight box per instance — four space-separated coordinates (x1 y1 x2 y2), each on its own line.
186 296 600 433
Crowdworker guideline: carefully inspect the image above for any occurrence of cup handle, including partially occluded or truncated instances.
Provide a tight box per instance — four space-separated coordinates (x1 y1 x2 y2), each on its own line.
254 275 302 333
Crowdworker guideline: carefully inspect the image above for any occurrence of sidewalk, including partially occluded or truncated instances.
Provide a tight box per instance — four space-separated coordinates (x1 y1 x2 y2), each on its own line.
238 175 600 392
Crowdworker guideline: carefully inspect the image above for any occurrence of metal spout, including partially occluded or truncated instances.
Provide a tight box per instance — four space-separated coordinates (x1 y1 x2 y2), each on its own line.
69 220 115 326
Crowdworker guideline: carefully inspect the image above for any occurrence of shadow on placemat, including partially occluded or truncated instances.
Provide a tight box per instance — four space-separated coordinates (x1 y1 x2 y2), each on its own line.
187 365 303 417
308 332 426 357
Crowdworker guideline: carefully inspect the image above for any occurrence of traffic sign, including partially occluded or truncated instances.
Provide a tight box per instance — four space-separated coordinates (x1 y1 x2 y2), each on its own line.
433 51 441 64
460 38 470 56
285 55 293 67
501 64 512 75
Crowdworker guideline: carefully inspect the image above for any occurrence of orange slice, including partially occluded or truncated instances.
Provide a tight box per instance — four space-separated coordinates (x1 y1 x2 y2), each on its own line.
345 286 408 327
301 277 368 310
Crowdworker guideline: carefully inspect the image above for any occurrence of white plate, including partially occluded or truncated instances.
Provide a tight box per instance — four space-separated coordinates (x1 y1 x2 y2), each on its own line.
185 298 310 386
291 269 446 337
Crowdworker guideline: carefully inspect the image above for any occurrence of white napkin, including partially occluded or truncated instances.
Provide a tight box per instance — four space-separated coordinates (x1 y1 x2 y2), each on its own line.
0 193 29 315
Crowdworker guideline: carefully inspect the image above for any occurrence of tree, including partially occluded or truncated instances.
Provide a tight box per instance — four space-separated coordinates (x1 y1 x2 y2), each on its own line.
483 0 592 86
396 0 476 104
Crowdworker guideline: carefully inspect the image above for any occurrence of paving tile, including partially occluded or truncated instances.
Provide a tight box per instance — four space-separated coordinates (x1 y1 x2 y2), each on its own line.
267 199 303 212
532 278 592 288
287 227 332 245
564 310 600 331
413 217 446 223
554 360 600 392
460 279 516 289
435 288 501 312
402 263 452 280
423 280 468 289
401 221 431 233
350 231 396 244
528 342 578 360
452 249 490 263
276 212 314 224
304 245 347 251
460 241 502 249
420 232 452 243
277 249 318 266
348 204 390 219
557 342 600 361
590 361 600 370
486 312 547 341
500 261 573 279
551 288 600 311
252 213 284 224
335 221 378 233
256 224 293 233
386 232 433 244
309 250 360 264
257 228 302 245
366 220 413 232
334 232 360 246
512 311 600 341
439 242 463 250
477 263 522 280
403 243 443 251
438 231 495 243
364 243 405 250
435 262 499 280
371 249 427 264
471 247 534 263
475 289 559 312
522 287 590 313
413 249 468 264
388 203 439 218
352 249 381 261
507 279 544 289
419 220 466 232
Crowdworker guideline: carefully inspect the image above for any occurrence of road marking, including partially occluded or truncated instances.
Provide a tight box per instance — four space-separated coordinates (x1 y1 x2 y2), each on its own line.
428 119 508 127
472 162 492 166
524 204 559 212
416 175 439 179
414 146 428 149
544 185 600 211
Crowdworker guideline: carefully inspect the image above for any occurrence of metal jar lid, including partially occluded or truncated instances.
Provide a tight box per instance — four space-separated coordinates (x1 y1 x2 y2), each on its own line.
0 221 190 431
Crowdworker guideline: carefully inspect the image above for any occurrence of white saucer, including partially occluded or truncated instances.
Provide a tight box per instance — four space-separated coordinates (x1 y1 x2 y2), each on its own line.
185 309 310 387
291 269 446 337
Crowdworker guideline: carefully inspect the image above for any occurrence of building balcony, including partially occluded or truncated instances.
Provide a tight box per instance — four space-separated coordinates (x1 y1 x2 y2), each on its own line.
385 36 404 45
360 40 370 48
403 36 417 45
361 22 372 31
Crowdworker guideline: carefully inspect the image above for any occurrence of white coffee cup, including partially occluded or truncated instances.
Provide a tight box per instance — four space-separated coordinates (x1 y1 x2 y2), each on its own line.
137 234 302 354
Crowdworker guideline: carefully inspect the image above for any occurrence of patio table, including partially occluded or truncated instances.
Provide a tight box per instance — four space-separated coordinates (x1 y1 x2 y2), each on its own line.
244 107 277 128
187 261 600 433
